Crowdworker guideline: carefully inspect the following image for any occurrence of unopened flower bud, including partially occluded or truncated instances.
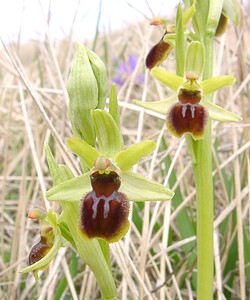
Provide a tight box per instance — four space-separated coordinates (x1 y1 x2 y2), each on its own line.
145 26 174 69
28 224 54 280
28 235 53 266
146 40 172 69
67 43 108 145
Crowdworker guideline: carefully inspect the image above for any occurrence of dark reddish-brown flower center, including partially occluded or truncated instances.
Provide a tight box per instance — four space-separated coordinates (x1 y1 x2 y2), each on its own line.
167 102 207 139
166 86 207 139
178 88 201 104
79 171 130 243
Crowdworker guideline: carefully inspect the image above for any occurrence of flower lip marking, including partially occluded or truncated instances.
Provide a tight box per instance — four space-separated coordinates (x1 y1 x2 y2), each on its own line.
181 103 196 118
91 190 121 219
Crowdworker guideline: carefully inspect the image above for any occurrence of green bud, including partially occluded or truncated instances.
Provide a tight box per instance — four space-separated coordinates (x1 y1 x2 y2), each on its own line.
67 43 108 145
85 47 108 109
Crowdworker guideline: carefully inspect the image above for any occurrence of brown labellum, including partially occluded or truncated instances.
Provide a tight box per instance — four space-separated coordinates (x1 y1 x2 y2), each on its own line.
166 102 208 139
29 236 52 265
145 39 172 69
79 171 130 243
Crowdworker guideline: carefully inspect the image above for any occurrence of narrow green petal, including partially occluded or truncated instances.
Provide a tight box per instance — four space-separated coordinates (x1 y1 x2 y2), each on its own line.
115 140 156 171
201 75 235 95
66 137 101 168
121 172 174 202
19 235 62 274
134 96 177 115
92 109 123 157
46 173 91 202
150 67 185 92
202 100 242 122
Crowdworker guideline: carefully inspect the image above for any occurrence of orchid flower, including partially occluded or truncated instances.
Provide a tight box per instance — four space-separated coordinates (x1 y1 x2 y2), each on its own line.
135 41 242 140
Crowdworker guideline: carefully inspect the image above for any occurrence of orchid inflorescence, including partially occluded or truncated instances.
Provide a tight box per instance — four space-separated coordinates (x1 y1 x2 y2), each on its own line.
20 1 242 299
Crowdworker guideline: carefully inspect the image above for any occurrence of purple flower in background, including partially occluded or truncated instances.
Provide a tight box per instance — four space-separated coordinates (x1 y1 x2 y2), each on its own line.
113 54 144 86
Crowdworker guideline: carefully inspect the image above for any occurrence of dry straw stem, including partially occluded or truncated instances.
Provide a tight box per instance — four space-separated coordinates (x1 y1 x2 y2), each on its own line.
0 2 250 299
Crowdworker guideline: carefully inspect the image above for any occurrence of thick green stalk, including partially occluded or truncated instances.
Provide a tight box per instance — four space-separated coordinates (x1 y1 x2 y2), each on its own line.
193 122 214 300
193 35 214 299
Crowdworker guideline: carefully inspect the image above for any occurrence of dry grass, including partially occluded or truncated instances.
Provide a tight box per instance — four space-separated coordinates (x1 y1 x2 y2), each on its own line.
0 3 250 300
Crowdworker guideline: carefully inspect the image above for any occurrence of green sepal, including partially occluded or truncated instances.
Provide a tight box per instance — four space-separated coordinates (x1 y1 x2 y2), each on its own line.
185 41 205 78
85 47 108 109
163 34 176 47
109 83 120 128
201 100 242 122
92 109 124 157
115 140 156 171
134 96 176 115
66 137 101 169
46 173 91 202
58 164 75 181
45 144 65 185
121 172 174 201
201 75 235 95
222 0 240 26
150 67 185 92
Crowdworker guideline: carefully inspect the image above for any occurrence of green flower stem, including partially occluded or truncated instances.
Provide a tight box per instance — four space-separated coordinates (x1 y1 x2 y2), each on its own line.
192 123 214 300
192 35 214 299
61 202 116 300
